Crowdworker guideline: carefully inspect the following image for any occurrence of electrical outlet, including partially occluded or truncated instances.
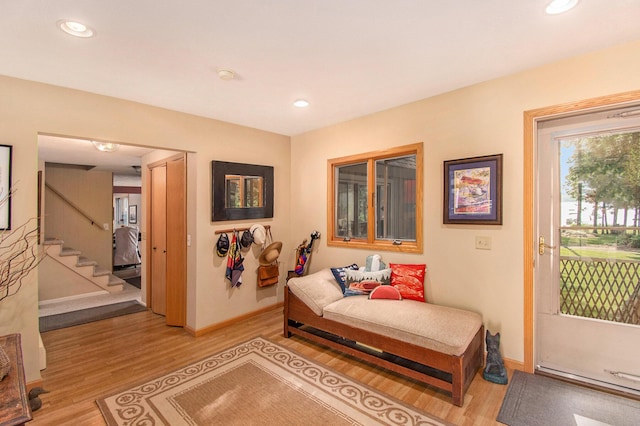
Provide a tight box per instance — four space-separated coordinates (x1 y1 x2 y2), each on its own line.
475 236 492 250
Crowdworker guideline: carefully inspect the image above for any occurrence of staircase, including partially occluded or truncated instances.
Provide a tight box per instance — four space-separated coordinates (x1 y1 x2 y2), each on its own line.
43 239 125 293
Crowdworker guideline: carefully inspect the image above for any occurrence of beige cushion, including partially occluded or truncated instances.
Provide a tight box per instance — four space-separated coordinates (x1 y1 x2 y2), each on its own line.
287 268 344 316
323 296 482 356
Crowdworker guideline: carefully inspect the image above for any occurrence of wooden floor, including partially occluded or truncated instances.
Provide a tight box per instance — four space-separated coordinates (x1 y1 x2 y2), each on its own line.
32 307 511 425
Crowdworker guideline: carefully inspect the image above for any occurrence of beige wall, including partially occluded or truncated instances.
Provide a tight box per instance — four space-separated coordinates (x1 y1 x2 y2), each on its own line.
38 257 104 301
2 39 639 383
0 75 290 382
45 165 113 269
290 40 640 363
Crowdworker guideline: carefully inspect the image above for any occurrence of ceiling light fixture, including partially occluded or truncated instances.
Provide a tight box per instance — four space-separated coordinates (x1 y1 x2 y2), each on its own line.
217 69 235 81
92 141 120 152
293 99 309 108
545 0 579 15
57 20 95 38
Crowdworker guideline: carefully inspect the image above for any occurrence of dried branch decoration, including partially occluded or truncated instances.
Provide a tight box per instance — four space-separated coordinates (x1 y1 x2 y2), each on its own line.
0 191 45 302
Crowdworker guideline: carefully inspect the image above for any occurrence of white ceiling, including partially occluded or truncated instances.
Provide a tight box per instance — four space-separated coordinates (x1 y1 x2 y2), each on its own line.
3 1 640 139
38 134 155 175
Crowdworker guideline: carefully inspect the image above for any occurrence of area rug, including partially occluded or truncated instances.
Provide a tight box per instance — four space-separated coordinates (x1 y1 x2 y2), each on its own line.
97 337 450 426
497 370 640 426
39 300 147 332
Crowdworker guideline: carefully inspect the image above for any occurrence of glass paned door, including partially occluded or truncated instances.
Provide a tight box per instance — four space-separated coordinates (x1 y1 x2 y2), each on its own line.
536 106 640 394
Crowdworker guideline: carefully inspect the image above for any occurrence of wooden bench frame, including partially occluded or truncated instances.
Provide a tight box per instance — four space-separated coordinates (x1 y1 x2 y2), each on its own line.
283 286 484 407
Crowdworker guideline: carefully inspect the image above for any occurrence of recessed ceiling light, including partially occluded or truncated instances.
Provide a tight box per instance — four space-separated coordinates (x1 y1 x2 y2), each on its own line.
293 99 309 108
545 0 579 15
217 69 235 81
57 20 95 38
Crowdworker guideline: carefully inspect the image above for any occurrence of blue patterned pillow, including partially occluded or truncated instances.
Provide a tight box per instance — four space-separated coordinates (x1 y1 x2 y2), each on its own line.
330 264 359 293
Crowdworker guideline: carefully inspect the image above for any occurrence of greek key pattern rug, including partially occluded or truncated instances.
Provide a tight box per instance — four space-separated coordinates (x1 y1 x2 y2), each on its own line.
97 337 450 425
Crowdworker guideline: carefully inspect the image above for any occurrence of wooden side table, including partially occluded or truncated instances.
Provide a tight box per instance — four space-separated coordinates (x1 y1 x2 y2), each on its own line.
0 334 32 425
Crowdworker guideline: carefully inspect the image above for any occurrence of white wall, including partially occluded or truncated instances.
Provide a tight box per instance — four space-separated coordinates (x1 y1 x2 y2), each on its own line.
290 40 640 364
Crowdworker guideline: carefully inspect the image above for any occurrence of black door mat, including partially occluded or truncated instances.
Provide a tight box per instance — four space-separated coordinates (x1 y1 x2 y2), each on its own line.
40 301 147 332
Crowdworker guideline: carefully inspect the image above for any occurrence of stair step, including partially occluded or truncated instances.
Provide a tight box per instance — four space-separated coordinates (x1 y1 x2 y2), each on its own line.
60 247 82 257
77 256 98 267
93 267 112 277
108 276 126 286
44 238 125 294
43 238 64 246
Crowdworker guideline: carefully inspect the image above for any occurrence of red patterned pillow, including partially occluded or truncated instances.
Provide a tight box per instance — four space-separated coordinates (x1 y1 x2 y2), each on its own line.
390 263 426 302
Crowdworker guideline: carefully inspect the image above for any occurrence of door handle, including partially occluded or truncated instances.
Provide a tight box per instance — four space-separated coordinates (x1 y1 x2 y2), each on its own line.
538 236 556 255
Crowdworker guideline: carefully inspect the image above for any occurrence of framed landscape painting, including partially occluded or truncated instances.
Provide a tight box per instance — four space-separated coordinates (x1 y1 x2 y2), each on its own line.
443 154 502 225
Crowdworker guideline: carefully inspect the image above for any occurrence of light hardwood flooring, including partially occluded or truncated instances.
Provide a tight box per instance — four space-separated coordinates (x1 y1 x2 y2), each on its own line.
32 307 510 425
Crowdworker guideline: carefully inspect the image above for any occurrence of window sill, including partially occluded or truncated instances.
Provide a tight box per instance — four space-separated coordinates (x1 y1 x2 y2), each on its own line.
327 239 422 254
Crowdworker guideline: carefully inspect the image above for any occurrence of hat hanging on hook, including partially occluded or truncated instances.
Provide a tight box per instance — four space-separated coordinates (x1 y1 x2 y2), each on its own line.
250 224 267 245
215 233 229 257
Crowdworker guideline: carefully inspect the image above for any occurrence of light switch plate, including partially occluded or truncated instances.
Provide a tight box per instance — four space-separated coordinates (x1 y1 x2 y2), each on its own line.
475 236 492 250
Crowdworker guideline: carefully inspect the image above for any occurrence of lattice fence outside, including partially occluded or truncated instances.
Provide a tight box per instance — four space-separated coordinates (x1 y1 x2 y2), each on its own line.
560 257 640 325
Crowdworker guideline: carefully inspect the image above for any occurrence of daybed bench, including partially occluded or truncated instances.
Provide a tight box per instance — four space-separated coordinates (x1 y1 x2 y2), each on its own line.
283 268 484 407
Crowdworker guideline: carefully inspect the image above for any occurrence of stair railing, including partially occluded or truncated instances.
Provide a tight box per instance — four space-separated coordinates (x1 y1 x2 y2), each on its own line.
45 183 106 231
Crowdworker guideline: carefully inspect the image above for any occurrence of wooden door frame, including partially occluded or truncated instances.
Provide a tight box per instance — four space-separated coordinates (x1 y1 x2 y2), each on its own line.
523 89 640 372
145 152 187 323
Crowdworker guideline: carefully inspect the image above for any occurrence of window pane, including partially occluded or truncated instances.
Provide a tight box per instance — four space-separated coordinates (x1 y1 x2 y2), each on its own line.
375 155 416 241
225 176 241 208
244 176 263 207
335 162 368 239
559 130 640 323
328 142 422 252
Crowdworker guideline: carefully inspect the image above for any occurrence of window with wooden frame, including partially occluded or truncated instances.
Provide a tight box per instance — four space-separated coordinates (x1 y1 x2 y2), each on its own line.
327 142 423 253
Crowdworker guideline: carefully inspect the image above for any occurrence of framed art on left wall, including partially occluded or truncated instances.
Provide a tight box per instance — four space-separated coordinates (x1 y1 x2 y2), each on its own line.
0 145 12 230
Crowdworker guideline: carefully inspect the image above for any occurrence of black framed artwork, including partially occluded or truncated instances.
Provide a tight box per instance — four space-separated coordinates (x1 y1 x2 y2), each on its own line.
0 144 12 230
129 205 138 224
443 154 503 225
211 161 274 221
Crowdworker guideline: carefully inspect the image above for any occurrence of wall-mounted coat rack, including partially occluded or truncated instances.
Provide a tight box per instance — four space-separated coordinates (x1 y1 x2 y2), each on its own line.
214 225 271 235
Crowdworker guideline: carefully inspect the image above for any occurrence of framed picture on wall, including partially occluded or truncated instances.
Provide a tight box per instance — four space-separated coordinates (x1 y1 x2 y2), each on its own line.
129 205 137 224
0 144 12 230
211 160 274 221
443 154 503 225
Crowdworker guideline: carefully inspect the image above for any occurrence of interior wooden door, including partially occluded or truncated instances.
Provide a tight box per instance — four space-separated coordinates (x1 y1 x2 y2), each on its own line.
150 165 167 316
165 156 186 327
